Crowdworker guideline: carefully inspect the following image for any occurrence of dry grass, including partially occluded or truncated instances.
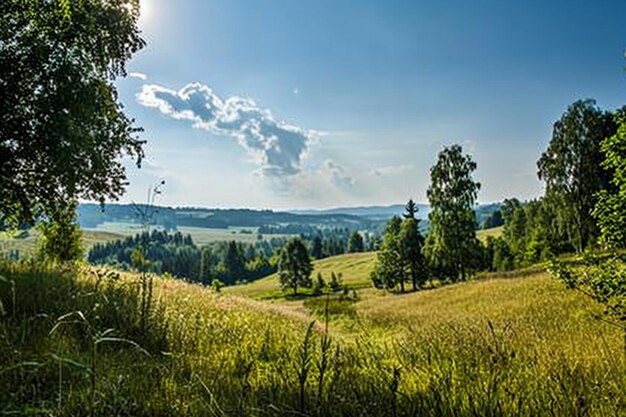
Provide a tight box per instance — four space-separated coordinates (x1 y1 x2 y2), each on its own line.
476 225 504 242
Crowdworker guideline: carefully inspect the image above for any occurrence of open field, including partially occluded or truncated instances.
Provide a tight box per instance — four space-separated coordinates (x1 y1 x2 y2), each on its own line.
226 251 377 298
0 229 124 258
1 255 624 416
85 222 293 245
476 225 504 242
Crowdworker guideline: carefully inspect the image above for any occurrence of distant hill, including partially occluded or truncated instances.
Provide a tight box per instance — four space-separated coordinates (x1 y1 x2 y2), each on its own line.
291 202 501 226
77 202 501 235
77 203 377 232
290 204 430 220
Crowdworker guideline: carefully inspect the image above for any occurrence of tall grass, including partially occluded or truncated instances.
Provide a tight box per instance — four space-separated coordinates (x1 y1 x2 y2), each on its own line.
2 259 626 416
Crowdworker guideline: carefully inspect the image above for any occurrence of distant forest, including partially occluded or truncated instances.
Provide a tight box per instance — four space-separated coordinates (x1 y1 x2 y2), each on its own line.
87 227 375 285
76 202 502 234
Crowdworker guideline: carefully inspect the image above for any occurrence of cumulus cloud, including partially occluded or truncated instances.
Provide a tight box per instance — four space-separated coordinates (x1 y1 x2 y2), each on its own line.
137 82 316 177
129 72 148 80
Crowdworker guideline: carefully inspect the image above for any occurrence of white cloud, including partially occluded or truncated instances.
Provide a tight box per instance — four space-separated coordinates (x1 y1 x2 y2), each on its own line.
137 82 316 177
129 72 148 80
322 159 355 189
370 164 414 177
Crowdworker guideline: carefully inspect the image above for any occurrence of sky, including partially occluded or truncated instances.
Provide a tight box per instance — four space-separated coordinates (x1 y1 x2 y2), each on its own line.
115 0 626 210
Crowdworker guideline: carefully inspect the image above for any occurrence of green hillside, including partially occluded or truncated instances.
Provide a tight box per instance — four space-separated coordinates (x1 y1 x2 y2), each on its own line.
476 225 504 241
2 256 624 416
0 229 124 257
226 251 377 298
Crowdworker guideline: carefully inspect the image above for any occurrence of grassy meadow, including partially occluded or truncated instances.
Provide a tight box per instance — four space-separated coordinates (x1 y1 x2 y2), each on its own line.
476 225 504 242
2 251 626 416
0 229 124 258
85 222 292 245
226 251 377 298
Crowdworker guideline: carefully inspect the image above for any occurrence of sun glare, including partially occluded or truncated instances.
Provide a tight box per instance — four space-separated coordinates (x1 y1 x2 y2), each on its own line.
139 0 151 22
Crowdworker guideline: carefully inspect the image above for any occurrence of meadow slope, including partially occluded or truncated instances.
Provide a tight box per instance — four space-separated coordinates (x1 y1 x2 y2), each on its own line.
1 252 625 416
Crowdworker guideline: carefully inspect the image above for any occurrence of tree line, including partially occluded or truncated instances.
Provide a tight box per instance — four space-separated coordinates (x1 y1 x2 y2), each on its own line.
369 98 626 292
87 227 374 286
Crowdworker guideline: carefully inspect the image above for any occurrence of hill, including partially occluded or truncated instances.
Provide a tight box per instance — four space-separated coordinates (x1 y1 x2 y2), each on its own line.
226 251 377 298
0 229 124 258
476 225 504 241
1 256 623 416
77 203 376 232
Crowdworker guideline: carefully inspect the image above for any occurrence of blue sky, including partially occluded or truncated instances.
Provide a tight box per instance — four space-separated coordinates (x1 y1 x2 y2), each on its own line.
115 0 626 209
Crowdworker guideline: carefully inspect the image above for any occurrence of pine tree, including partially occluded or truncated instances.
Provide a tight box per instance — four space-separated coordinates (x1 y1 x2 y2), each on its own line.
348 231 365 253
399 217 427 290
403 199 418 219
278 238 313 296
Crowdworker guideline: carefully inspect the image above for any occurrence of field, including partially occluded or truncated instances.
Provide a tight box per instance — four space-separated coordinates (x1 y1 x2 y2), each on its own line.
0 229 124 258
85 222 293 245
1 251 625 416
476 225 504 242
226 251 377 298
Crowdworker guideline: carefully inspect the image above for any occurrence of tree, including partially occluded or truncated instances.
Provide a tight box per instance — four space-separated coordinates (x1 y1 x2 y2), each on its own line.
594 107 626 248
399 217 427 290
0 0 146 228
199 247 213 285
347 231 365 253
223 241 245 285
371 217 407 291
403 199 418 219
311 236 323 259
278 238 313 295
37 200 83 263
424 145 481 282
537 99 616 252
481 210 503 229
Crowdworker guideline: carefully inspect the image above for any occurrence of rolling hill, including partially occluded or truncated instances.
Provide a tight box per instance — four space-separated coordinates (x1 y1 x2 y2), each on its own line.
2 252 622 416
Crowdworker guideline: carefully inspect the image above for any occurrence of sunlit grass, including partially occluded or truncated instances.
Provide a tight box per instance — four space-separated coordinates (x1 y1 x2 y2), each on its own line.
2 255 626 416
226 251 377 299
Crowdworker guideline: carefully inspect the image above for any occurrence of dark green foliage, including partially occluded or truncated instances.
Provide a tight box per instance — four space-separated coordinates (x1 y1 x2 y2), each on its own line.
88 231 277 285
484 236 514 272
399 217 427 290
329 272 343 292
499 198 566 268
424 145 481 281
347 231 365 253
537 99 617 252
594 107 626 248
482 209 503 229
224 241 245 285
0 0 146 227
372 212 427 292
37 201 83 263
371 217 406 291
403 199 417 219
199 247 213 284
311 236 323 259
278 238 313 295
